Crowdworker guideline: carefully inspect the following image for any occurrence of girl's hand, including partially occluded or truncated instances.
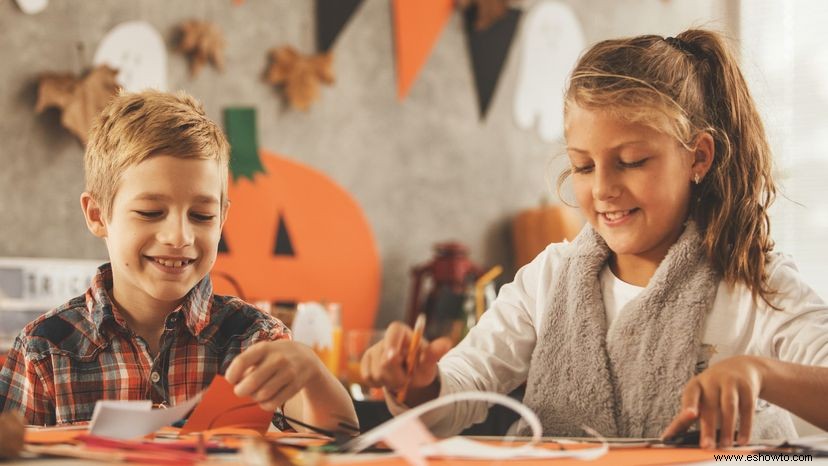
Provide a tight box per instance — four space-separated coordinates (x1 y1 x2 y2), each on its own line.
225 340 323 412
360 321 452 403
661 355 765 449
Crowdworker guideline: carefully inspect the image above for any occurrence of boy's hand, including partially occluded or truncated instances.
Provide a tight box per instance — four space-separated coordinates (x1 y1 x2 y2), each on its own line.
360 321 452 402
661 355 765 449
225 340 323 412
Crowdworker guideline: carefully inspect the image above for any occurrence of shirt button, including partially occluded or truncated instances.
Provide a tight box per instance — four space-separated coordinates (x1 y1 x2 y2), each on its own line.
150 372 161 383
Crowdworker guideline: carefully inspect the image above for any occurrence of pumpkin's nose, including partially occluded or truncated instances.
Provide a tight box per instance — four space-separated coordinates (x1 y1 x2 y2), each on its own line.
158 215 195 248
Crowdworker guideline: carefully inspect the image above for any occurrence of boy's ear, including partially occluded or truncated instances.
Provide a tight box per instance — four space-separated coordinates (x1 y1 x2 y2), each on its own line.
220 201 231 230
691 132 715 178
80 192 108 238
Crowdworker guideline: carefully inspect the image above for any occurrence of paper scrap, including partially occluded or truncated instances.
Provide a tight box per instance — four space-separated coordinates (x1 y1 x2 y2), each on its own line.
89 396 200 440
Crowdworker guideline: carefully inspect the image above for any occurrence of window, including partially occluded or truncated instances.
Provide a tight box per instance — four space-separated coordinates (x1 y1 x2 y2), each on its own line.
741 0 828 301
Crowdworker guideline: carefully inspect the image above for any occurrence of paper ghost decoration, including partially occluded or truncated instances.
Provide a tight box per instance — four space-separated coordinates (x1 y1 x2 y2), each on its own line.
177 20 226 77
94 21 167 92
513 1 584 142
457 0 511 31
265 46 334 111
15 0 48 14
35 65 121 145
290 302 334 351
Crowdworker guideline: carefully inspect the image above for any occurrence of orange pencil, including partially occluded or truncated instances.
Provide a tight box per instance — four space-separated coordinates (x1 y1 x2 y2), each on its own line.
396 313 427 404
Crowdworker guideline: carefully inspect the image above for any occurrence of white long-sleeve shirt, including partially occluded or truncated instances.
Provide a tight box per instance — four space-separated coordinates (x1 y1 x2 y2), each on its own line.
388 242 828 436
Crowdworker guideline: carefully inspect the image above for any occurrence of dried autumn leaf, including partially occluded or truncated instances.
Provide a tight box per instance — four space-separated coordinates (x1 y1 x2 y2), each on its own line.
178 20 225 77
265 46 334 111
36 65 120 145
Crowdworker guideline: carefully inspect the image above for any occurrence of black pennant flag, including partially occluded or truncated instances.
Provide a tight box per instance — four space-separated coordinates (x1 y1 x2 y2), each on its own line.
316 0 364 52
464 6 521 118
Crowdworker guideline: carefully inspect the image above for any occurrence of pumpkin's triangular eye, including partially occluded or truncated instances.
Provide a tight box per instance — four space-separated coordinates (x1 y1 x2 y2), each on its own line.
274 211 295 257
218 234 229 253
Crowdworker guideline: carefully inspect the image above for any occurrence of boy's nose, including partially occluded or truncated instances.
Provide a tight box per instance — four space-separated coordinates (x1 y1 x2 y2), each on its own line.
158 217 195 248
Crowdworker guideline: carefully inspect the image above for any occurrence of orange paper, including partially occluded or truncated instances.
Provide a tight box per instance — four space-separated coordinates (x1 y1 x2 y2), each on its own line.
24 425 88 445
393 0 454 100
180 375 272 435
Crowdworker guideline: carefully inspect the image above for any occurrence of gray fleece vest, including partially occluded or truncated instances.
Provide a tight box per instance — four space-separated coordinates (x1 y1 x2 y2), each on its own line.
514 222 797 440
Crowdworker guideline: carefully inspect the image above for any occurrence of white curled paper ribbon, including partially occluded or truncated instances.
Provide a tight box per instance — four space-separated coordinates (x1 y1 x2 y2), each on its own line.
344 391 608 462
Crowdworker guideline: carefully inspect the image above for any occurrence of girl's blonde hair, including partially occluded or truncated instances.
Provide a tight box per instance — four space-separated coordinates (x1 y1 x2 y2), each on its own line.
562 29 777 306
84 90 230 219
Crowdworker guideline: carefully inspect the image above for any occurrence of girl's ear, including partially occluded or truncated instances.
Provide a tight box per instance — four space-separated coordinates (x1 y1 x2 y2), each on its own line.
80 192 107 239
691 132 715 181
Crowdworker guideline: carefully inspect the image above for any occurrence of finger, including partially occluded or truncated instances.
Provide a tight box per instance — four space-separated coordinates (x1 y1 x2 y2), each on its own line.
225 343 270 384
234 355 285 398
263 379 303 413
699 386 720 449
376 346 407 389
719 388 738 447
661 382 700 440
384 322 412 362
360 345 377 386
250 370 293 405
412 337 452 387
737 386 755 446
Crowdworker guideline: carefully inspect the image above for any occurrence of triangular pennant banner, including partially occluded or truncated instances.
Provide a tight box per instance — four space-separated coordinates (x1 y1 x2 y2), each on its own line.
224 108 266 182
273 211 296 257
315 0 364 52
464 6 521 118
393 0 454 100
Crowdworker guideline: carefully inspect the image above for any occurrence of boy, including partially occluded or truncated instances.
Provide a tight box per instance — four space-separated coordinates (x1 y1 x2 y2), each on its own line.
0 91 357 433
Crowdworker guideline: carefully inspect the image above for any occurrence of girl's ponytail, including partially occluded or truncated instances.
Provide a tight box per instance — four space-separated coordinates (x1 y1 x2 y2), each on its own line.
677 30 777 306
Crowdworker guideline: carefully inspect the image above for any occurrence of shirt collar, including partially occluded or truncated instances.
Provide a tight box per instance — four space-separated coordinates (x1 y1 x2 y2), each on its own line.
86 263 214 336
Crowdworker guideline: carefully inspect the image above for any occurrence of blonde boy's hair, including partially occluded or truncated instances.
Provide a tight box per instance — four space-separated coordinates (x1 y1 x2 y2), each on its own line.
561 29 778 307
84 90 230 219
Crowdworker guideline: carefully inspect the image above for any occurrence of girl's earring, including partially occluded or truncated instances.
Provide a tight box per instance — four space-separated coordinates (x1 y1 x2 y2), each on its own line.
694 173 701 185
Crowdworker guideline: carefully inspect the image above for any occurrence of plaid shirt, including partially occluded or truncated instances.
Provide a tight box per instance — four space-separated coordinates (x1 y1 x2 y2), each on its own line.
0 263 290 426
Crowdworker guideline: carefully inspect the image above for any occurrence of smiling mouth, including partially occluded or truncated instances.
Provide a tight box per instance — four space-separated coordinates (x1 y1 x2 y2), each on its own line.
600 208 638 221
147 257 195 268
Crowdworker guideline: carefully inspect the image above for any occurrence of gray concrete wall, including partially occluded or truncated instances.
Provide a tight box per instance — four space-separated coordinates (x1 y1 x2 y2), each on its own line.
0 0 734 328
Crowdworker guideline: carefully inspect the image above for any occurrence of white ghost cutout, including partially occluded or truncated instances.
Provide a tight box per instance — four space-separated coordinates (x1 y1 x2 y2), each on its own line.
513 1 585 142
291 302 334 351
15 0 48 14
93 21 167 92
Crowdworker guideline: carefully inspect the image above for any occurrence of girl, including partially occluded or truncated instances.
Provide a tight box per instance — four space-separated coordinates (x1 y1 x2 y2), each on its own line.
362 29 828 449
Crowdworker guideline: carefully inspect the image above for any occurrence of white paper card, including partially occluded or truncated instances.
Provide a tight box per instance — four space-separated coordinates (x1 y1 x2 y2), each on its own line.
89 395 201 439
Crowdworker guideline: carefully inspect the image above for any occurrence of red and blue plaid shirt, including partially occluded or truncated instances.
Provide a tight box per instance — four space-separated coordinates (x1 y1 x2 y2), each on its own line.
0 263 290 426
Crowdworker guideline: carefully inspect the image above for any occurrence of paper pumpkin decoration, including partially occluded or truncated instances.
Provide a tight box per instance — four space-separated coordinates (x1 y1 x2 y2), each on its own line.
15 0 48 14
265 46 334 111
94 21 167 92
211 150 380 333
513 1 584 142
35 65 120 145
512 202 583 268
177 20 225 77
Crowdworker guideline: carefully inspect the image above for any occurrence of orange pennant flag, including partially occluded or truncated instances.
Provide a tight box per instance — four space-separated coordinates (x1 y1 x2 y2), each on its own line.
393 0 455 100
